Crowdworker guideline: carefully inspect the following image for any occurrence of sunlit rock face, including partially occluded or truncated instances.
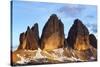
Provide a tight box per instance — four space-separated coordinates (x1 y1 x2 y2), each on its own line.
74 36 90 50
89 34 97 48
40 14 65 51
67 19 90 50
17 23 39 50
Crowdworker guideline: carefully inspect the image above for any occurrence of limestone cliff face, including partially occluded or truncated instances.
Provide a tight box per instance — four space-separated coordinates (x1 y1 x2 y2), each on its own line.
67 19 90 50
17 23 39 50
40 14 65 51
89 34 97 48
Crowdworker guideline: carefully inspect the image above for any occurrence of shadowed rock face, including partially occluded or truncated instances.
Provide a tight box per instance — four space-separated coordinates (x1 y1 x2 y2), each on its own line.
89 34 97 48
40 14 65 51
67 19 90 50
64 39 68 47
17 32 25 49
17 23 39 50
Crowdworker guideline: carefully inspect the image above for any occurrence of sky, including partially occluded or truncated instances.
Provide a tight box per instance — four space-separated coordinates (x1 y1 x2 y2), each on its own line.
12 1 97 51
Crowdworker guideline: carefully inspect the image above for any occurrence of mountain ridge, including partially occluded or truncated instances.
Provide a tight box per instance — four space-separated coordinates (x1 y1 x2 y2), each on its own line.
11 14 97 66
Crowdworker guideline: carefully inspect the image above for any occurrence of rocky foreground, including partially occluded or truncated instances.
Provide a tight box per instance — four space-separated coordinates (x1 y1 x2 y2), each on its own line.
11 14 97 66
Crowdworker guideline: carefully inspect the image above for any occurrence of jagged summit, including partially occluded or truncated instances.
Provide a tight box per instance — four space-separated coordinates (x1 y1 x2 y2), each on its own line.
50 14 58 18
31 23 38 31
74 19 82 23
17 23 39 50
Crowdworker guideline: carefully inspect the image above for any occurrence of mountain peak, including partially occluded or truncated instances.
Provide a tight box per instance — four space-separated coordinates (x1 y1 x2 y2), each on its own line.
31 23 39 33
50 14 58 18
27 26 30 30
67 19 90 50
48 14 58 22
74 19 82 23
17 23 39 50
74 19 84 27
41 14 64 50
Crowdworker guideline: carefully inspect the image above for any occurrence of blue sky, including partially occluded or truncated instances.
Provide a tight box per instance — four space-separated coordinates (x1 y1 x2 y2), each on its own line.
12 1 97 51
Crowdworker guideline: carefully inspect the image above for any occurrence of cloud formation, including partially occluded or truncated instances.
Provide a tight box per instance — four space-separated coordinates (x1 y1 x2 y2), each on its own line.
86 15 95 19
57 5 85 17
86 23 97 34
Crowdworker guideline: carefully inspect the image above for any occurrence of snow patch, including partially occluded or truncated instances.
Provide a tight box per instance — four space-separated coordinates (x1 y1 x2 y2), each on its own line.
33 48 47 59
16 54 30 64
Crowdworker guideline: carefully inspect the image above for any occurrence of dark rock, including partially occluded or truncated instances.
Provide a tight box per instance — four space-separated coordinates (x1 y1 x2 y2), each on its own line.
89 34 97 48
17 23 39 50
31 23 40 47
64 39 68 47
40 14 65 51
17 32 25 49
67 19 90 50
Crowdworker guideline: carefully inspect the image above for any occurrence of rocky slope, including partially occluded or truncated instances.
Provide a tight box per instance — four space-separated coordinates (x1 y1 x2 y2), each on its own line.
11 14 97 66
